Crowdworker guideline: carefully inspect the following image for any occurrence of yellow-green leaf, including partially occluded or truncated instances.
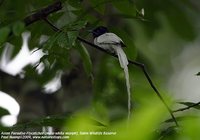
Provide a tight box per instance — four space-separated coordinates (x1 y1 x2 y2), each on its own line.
76 43 92 76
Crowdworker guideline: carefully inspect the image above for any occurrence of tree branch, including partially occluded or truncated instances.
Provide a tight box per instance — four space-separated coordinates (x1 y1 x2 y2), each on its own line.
23 1 62 26
173 102 200 113
43 18 178 126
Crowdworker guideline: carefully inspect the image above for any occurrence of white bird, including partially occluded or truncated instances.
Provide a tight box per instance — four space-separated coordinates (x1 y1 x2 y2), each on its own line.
92 26 131 120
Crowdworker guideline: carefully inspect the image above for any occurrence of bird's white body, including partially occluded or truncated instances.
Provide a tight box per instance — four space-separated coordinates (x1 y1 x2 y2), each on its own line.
94 33 122 51
94 33 123 45
94 33 129 68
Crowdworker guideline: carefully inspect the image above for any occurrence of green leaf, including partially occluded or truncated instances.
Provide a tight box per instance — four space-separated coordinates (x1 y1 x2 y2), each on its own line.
108 99 166 140
158 126 178 140
67 31 78 47
64 20 87 30
43 32 60 50
0 27 10 45
89 0 106 14
56 32 69 48
12 21 25 36
57 31 78 48
178 102 200 110
0 107 10 117
76 43 92 76
45 31 79 50
63 111 104 132
60 20 87 47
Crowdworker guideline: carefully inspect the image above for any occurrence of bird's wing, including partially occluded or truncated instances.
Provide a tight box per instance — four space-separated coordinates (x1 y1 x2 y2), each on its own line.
96 33 126 47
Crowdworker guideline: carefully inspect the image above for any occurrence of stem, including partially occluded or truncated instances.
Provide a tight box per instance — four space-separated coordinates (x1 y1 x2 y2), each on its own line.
173 101 200 113
131 62 178 126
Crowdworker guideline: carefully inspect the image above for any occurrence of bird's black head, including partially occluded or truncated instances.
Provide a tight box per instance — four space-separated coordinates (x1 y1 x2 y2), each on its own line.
92 26 109 38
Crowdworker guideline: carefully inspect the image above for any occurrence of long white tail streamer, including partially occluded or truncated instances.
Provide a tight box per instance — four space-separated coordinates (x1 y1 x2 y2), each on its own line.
115 47 131 120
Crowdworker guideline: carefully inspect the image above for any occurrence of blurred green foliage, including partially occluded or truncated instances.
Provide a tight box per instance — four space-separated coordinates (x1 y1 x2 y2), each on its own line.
0 0 200 139
0 26 10 45
0 107 9 118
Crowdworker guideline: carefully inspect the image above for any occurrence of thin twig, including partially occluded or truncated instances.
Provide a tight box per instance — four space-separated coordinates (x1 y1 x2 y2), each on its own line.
43 18 178 126
173 102 200 113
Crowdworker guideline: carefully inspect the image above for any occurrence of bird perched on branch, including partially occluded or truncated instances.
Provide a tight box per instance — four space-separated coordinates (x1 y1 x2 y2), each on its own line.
92 26 131 120
92 26 128 69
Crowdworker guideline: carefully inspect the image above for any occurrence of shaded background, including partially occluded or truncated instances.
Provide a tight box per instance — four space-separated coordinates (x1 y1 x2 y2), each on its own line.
0 0 200 133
